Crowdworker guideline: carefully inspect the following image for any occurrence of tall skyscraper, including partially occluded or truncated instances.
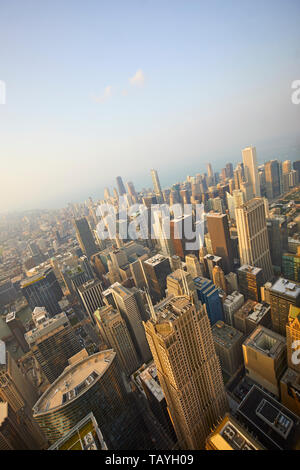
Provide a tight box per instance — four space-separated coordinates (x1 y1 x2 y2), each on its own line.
74 217 98 258
143 254 172 302
151 169 162 197
0 341 46 449
242 146 260 197
107 283 152 363
77 279 104 321
207 213 234 274
144 295 228 449
116 176 126 196
235 198 273 282
212 265 227 293
185 253 204 278
21 267 63 317
25 311 82 384
264 160 281 200
94 305 140 375
194 277 224 325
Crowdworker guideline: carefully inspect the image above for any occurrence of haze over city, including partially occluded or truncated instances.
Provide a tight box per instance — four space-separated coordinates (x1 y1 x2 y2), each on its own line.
1 0 300 212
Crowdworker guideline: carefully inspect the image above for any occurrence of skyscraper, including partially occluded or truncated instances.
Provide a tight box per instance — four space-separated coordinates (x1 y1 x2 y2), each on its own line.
194 277 224 325
264 160 281 200
237 264 263 301
0 341 46 449
144 295 228 449
94 305 140 375
107 283 152 363
25 311 82 384
77 279 104 321
116 176 126 196
21 267 63 317
143 254 172 302
74 217 98 258
235 198 273 282
242 146 260 197
207 213 234 274
151 169 162 198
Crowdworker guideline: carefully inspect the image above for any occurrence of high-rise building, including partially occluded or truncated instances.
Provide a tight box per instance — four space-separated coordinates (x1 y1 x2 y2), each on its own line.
267 216 288 270
280 368 300 417
0 341 46 449
212 321 244 376
242 326 287 397
33 350 146 449
151 169 162 198
116 176 126 196
166 269 196 298
282 247 300 282
74 217 98 258
242 146 260 197
264 160 282 200
269 278 300 336
185 253 204 279
212 265 227 293
237 264 264 301
107 283 151 363
143 254 171 302
94 305 140 375
235 198 273 282
293 161 300 183
5 311 29 353
233 299 271 335
144 295 228 449
206 213 233 274
77 279 104 321
222 291 244 325
21 267 63 317
25 311 82 384
194 277 224 325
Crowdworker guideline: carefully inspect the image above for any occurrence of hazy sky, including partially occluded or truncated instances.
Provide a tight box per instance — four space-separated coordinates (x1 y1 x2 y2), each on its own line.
1 0 300 212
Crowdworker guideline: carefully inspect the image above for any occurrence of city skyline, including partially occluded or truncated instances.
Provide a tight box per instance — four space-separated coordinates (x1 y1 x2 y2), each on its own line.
0 0 300 212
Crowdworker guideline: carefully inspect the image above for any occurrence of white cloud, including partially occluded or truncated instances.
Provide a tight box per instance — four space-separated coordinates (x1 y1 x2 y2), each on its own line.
94 85 112 103
129 69 145 87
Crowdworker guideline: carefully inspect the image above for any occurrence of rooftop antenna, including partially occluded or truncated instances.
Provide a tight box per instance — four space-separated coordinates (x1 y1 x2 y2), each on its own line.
144 288 157 322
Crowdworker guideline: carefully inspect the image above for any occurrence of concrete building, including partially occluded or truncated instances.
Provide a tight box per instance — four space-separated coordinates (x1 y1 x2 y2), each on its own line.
237 265 264 301
242 326 287 397
222 291 244 326
280 368 300 417
143 254 171 302
25 311 82 384
78 279 104 321
211 321 244 376
236 198 273 282
242 146 260 197
94 305 140 376
206 213 234 273
269 278 300 336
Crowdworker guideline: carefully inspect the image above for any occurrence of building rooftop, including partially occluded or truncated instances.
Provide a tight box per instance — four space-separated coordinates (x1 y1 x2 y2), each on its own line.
25 312 69 345
212 321 243 349
33 350 115 415
139 362 164 402
270 278 300 299
207 413 263 450
238 265 262 275
243 326 286 359
237 385 300 450
144 254 167 267
77 278 102 293
149 295 194 337
48 412 107 450
280 368 300 392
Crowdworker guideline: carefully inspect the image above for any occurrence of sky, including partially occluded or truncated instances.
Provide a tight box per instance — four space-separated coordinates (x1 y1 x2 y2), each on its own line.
0 0 300 213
